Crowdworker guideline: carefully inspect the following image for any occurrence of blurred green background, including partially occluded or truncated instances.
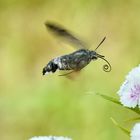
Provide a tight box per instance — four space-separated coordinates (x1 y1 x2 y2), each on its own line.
0 0 140 139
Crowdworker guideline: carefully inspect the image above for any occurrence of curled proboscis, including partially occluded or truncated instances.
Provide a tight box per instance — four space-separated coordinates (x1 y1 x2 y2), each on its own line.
99 57 112 72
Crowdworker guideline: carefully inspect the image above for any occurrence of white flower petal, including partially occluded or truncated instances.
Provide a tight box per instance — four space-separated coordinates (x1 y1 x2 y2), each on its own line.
118 64 140 108
120 91 138 108
29 136 72 140
131 123 140 140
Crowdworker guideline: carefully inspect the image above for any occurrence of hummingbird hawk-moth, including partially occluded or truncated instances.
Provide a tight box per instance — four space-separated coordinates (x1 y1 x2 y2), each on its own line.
42 21 111 76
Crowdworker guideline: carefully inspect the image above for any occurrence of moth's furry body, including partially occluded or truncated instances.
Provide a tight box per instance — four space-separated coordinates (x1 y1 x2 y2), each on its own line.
43 49 105 75
42 21 111 76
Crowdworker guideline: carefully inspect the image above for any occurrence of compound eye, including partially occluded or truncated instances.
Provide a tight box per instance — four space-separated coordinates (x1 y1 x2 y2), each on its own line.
92 55 98 60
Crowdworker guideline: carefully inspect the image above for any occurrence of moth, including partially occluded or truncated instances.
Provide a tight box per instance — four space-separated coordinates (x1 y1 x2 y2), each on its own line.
42 21 111 76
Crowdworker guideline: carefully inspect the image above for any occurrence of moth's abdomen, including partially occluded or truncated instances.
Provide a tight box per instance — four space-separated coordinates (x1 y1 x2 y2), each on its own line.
53 56 72 70
42 60 58 75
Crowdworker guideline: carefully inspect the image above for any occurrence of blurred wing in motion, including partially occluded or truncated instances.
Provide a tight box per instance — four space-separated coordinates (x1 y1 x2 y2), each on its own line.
59 70 81 80
45 21 87 49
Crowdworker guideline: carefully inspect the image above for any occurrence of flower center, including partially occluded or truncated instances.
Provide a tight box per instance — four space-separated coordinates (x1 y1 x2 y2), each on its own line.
130 84 140 101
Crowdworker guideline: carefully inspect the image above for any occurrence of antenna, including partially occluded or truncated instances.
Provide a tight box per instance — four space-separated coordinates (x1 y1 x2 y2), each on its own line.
94 37 106 51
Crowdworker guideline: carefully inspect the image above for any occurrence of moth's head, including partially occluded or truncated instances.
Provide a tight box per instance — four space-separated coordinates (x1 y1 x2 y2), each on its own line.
90 51 104 60
42 61 58 75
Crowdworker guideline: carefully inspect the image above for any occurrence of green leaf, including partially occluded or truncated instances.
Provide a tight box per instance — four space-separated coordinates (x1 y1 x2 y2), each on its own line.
96 93 140 114
124 116 140 122
96 93 121 105
110 117 130 136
